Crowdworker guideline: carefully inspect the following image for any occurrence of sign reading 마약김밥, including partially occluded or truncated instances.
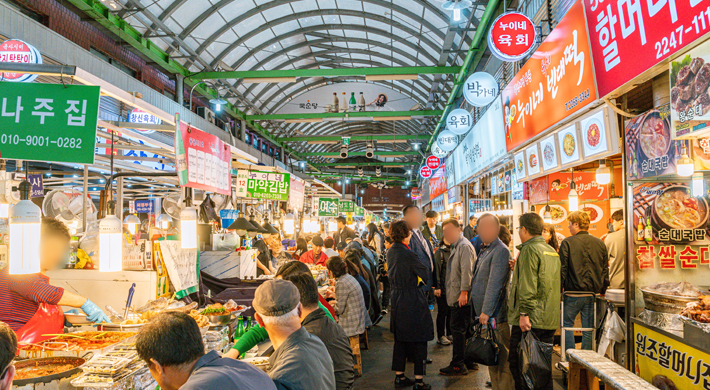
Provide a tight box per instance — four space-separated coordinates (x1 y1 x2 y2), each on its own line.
501 0 597 151
583 0 710 98
175 118 231 195
235 170 290 201
0 82 100 164
318 198 339 217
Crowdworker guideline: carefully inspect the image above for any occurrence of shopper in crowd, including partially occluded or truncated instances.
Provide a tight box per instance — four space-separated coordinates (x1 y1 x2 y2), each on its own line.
299 236 329 266
498 225 512 247
282 273 355 390
324 237 339 258
402 205 436 308
380 236 394 313
366 223 383 258
136 311 275 390
605 209 626 290
325 256 366 338
463 215 477 242
422 210 443 247
344 241 381 323
292 238 308 261
343 251 371 311
542 223 561 252
253 279 335 390
0 322 17 390
509 213 560 390
559 211 610 353
0 217 111 343
433 234 452 346
439 219 474 376
255 240 275 277
269 234 292 271
334 216 356 246
470 214 513 389
387 220 434 390
336 241 348 258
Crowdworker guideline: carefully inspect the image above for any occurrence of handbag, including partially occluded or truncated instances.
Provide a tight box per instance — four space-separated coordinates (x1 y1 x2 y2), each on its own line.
519 331 553 390
465 322 500 366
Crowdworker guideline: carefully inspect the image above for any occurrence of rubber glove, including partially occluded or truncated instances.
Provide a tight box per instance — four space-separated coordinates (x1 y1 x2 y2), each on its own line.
64 309 80 327
81 299 112 324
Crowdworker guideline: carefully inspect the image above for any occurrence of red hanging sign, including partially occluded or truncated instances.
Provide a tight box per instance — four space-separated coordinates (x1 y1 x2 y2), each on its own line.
548 172 610 202
426 156 441 170
528 176 549 205
488 12 537 62
420 165 433 179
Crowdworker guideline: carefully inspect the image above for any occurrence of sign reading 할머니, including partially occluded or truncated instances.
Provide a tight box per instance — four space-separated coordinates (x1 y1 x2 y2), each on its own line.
318 198 340 217
235 170 290 201
0 82 100 164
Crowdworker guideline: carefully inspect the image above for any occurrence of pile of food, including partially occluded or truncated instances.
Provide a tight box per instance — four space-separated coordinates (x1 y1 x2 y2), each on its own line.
18 332 137 358
188 310 210 327
645 281 703 297
13 357 82 381
201 303 229 316
681 296 710 323
71 342 149 387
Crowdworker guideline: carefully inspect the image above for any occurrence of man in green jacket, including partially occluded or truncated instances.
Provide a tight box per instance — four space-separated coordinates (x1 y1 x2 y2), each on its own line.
508 213 560 390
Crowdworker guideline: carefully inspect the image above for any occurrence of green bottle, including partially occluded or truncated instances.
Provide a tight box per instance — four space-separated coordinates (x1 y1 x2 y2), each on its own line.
644 216 653 242
349 92 357 112
245 316 252 331
234 316 244 340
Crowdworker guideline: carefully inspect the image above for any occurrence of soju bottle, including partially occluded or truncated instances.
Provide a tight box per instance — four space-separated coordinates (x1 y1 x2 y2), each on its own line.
332 93 339 112
644 216 653 242
234 316 244 340
245 316 252 331
358 92 366 112
349 92 357 112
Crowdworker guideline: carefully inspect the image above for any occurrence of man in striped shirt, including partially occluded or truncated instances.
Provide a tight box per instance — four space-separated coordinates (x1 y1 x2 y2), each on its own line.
0 218 110 341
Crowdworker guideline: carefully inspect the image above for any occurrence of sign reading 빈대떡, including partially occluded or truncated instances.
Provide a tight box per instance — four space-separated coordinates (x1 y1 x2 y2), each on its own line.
0 82 100 164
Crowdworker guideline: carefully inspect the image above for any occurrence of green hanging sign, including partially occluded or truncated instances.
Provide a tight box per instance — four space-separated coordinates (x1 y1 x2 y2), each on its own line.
318 198 339 217
339 200 355 213
354 206 365 216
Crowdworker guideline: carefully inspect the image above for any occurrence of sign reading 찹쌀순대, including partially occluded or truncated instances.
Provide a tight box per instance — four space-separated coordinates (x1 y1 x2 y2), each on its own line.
0 82 100 164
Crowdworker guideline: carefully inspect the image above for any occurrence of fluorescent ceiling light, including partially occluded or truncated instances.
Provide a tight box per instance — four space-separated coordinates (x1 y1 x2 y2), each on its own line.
373 116 411 121
285 118 323 123
366 74 419 81
243 77 297 83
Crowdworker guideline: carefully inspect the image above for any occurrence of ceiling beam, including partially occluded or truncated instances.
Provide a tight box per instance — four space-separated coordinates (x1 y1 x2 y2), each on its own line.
281 135 430 142
312 162 407 167
188 66 460 81
299 151 420 157
248 110 441 121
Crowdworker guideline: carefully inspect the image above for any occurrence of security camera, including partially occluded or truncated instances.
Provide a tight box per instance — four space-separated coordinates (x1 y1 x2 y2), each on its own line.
340 144 348 159
365 144 374 159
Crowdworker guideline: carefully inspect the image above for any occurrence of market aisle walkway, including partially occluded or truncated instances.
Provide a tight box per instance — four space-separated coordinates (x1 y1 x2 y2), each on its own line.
358 311 566 389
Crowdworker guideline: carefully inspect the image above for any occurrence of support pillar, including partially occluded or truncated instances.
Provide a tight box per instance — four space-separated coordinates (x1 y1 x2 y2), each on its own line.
176 74 184 106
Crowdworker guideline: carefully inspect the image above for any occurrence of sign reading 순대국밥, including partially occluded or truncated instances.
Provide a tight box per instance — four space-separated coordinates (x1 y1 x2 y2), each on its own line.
0 82 100 164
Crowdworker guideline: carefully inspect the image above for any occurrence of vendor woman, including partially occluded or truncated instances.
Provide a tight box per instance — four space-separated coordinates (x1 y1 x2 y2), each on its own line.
0 217 111 343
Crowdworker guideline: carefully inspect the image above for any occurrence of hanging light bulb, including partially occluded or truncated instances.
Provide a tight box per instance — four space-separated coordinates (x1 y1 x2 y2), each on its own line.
156 213 172 230
453 8 461 21
123 214 140 235
99 201 123 272
677 146 694 177
180 206 198 249
328 219 337 232
8 181 41 275
543 204 552 224
568 180 579 212
228 212 252 237
261 217 279 239
283 213 295 235
0 203 9 219
596 161 611 185
693 172 705 197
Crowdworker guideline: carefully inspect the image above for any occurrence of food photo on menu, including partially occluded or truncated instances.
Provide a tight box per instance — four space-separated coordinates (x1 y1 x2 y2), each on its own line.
626 104 687 180
671 40 710 139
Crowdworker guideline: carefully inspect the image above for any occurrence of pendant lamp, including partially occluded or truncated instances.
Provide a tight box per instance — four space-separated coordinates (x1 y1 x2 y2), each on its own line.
227 212 253 237
180 205 198 249
568 180 579 212
99 201 123 272
677 145 694 177
123 214 140 235
156 213 172 230
262 217 279 239
249 213 268 237
596 160 611 185
8 181 41 274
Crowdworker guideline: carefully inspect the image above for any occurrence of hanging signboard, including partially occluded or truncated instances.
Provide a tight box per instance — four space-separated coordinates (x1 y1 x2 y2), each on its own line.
175 118 231 195
469 198 492 214
446 109 473 135
288 176 305 211
426 156 441 170
625 104 686 180
463 72 499 107
429 172 447 199
318 198 340 217
431 142 447 158
436 130 458 152
528 176 549 205
234 170 290 201
0 39 42 83
670 39 710 139
512 169 525 200
127 108 161 135
354 206 365 217
28 174 43 198
583 0 710 98
501 0 597 151
420 165 433 179
0 82 100 164
339 200 355 213
491 175 498 195
444 159 456 190
448 186 460 204
504 171 512 192
411 187 422 200
488 12 537 62
548 172 609 202
451 98 507 186
134 199 154 214
557 124 583 167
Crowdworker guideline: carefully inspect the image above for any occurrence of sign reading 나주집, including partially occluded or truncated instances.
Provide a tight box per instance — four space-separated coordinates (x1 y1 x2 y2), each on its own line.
0 82 100 164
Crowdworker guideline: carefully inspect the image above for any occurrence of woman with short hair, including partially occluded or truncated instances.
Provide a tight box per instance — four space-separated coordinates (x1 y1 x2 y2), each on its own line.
326 256 366 338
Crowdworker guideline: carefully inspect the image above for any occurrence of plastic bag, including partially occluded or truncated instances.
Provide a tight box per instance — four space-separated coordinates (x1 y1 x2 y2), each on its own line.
213 232 239 251
597 308 626 359
465 323 499 366
519 331 553 390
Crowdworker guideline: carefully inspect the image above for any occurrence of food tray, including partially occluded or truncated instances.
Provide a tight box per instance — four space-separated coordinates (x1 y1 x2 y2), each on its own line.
18 332 138 359
97 323 145 332
81 352 139 375
641 288 703 314
241 357 270 372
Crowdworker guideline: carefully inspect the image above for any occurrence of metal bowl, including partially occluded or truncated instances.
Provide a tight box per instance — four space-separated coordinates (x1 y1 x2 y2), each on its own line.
207 314 232 326
13 356 85 386
64 313 91 325
641 288 703 314
97 323 145 331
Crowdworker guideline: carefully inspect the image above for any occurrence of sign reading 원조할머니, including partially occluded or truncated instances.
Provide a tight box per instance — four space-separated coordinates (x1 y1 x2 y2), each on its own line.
0 82 100 164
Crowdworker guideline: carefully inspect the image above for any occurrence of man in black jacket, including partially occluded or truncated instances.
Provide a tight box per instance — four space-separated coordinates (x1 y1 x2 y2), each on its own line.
333 216 356 246
463 216 477 242
559 211 610 353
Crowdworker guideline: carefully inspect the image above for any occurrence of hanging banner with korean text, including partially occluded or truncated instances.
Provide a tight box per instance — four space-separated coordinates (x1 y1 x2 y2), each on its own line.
175 120 231 195
0 40 42 83
0 82 99 164
446 109 473 135
548 172 610 202
501 0 597 151
528 176 549 205
235 170 290 201
583 0 710 98
318 198 340 217
28 174 43 198
670 39 710 139
339 200 355 213
463 72 499 107
288 176 305 211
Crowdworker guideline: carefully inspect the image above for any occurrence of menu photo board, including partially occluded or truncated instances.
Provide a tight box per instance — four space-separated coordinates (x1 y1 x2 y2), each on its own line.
176 119 231 195
514 150 527 183
469 198 492 214
504 171 512 192
670 39 710 140
528 176 549 205
539 134 560 172
491 175 498 195
579 107 619 159
626 104 687 180
557 123 583 168
525 143 541 177
533 201 610 239
512 169 526 200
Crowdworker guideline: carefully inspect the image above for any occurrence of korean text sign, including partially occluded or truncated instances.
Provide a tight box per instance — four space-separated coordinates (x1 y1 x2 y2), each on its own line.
339 201 355 213
176 121 231 195
584 0 710 98
501 0 597 151
0 82 99 164
625 105 684 180
235 170 290 201
318 198 339 217
548 172 609 201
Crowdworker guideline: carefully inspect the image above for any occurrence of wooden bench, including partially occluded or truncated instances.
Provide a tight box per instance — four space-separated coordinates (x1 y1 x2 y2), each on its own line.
349 335 362 377
566 350 656 390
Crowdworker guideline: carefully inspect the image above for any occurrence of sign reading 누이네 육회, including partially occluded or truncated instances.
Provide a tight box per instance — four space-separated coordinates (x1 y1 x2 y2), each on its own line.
318 198 340 217
0 82 100 164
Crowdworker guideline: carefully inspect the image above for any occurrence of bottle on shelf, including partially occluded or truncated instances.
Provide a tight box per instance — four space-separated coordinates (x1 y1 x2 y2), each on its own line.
637 219 644 241
332 93 339 113
342 92 346 112
349 92 357 112
358 92 366 112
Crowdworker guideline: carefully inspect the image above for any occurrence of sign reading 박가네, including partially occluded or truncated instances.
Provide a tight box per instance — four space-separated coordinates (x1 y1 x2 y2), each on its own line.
0 82 100 164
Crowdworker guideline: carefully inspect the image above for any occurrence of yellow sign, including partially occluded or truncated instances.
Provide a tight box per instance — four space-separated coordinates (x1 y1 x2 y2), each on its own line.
346 213 353 225
634 323 710 388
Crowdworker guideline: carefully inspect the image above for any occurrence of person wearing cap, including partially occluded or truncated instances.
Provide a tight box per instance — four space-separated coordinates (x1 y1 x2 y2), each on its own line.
253 279 336 390
299 236 329 266
336 241 348 258
0 322 17 390
333 216 356 246
135 311 275 390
